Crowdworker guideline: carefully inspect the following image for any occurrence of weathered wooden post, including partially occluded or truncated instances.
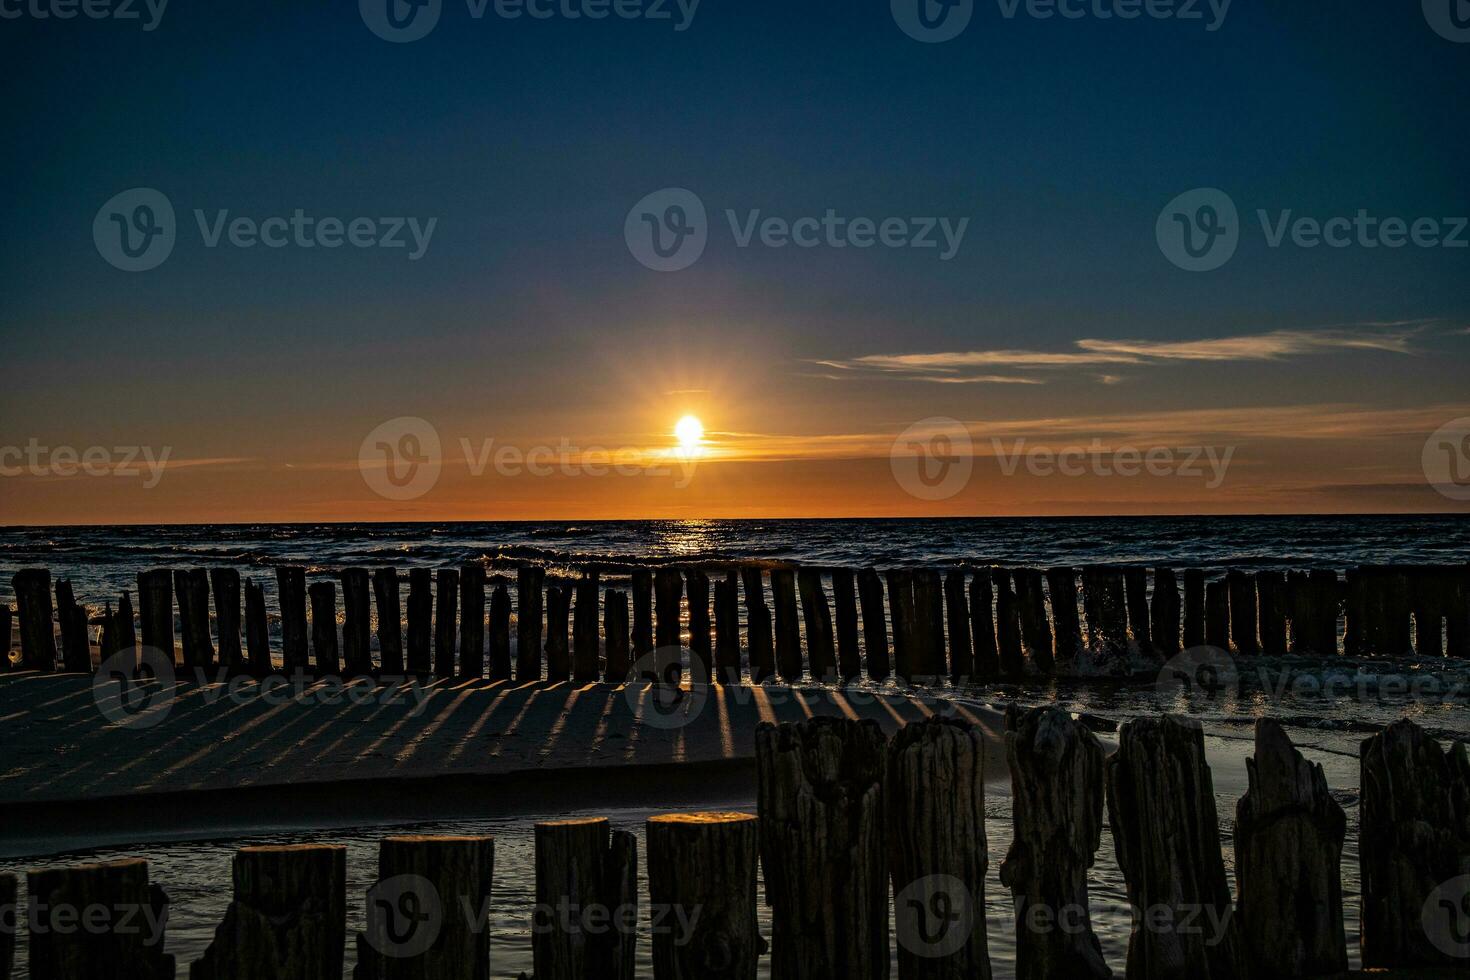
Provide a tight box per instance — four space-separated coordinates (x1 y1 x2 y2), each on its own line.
573 572 600 682
533 818 637 980
28 858 173 980
309 581 339 675
1045 567 1082 669
1122 567 1152 656
1105 715 1244 978
685 569 712 681
770 567 802 682
488 577 512 681
244 579 271 674
755 717 888 980
908 569 945 681
889 716 992 979
1 603 13 671
1359 719 1470 967
275 566 308 672
1288 569 1337 656
1350 565 1411 657
742 567 775 683
797 568 836 682
647 813 760 980
1235 719 1346 977
211 568 243 670
1446 564 1469 658
832 568 861 681
407 567 434 675
604 588 630 682
341 567 373 677
545 579 572 682
1000 707 1109 980
191 845 346 980
98 601 118 665
886 569 915 681
355 835 495 980
632 568 654 661
458 564 486 680
1013 568 1055 674
654 568 684 681
1255 570 1287 657
56 577 91 672
374 567 404 675
969 567 999 681
944 569 973 684
1182 567 1205 649
1407 566 1444 659
136 570 176 670
174 569 214 668
714 572 742 683
1150 567 1181 658
435 567 459 678
1204 577 1230 650
993 569 1026 678
1226 569 1258 655
1081 566 1128 667
516 566 544 682
857 568 890 681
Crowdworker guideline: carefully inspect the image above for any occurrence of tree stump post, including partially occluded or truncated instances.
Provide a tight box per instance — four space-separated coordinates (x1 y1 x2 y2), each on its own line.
1123 567 1152 656
407 567 434 675
632 568 654 662
886 569 915 682
1226 569 1259 655
1182 568 1205 650
604 588 630 682
714 572 742 683
969 567 999 681
742 567 775 683
374 567 404 675
211 568 243 671
833 568 861 682
1235 718 1347 977
999 706 1109 980
1045 566 1083 669
174 568 214 669
797 568 836 682
434 567 460 678
488 577 512 681
770 567 803 682
573 572 601 682
309 581 339 676
458 564 486 680
647 813 760 980
857 568 890 681
1013 568 1055 674
755 717 888 980
685 569 712 682
190 844 346 980
28 858 173 980
1254 570 1287 657
943 569 973 684
1150 567 1181 658
1105 714 1243 979
532 818 637 980
342 567 373 677
244 579 271 674
515 566 544 682
275 566 308 672
545 579 572 681
993 569 1026 678
1204 578 1230 650
55 577 92 672
654 568 684 681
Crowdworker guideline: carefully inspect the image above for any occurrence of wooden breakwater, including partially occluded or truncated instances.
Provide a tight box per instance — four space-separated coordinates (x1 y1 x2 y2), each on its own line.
3 561 1469 682
2 714 1465 979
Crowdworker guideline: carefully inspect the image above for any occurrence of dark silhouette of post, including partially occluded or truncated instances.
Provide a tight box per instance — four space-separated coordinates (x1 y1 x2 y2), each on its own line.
406 567 433 675
857 568 889 681
516 566 545 682
489 576 512 681
742 567 775 683
458 564 486 680
211 568 242 670
174 569 214 669
341 567 373 677
374 567 404 674
604 588 630 682
309 581 339 675
435 567 459 678
244 579 271 674
275 566 308 672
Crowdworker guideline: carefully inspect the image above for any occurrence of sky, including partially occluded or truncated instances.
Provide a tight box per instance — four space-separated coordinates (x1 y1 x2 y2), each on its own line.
2 0 1469 522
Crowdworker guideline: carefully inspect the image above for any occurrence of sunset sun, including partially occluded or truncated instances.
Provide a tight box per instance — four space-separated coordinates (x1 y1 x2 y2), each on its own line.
674 414 705 451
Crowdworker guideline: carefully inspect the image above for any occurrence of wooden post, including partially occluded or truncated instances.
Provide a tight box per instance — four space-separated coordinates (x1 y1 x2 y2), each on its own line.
1 603 13 672
886 569 915 682
1204 577 1230 650
969 568 999 681
888 717 992 979
647 813 760 980
944 569 973 684
1000 707 1109 980
1446 564 1470 659
458 564 486 680
1407 566 1444 659
1289 569 1338 656
685 569 712 682
1045 567 1082 668
742 567 775 683
755 718 888 980
309 581 339 675
532 818 637 980
374 567 404 675
1081 566 1128 665
654 568 684 681
0 871 13 976
604 588 630 682
913 569 948 682
244 579 271 674
28 858 173 980
191 845 346 980
407 567 434 675
631 568 654 661
545 579 572 682
275 566 308 672
1123 567 1152 655
1105 715 1244 979
797 568 836 682
516 566 544 682
174 569 214 668
856 568 890 681
489 577 512 681
1226 569 1258 655
993 569 1025 679
573 572 600 682
355 835 495 980
832 568 861 682
770 567 802 682
99 601 118 666
435 567 459 678
1182 568 1205 650
1235 719 1347 977
714 572 742 683
1255 570 1287 657
56 577 91 672
1013 568 1054 674
342 567 373 677
1359 719 1470 967
1150 567 1181 658
210 568 242 671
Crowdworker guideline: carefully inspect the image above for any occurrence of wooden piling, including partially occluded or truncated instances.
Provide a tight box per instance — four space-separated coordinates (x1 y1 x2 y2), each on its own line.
969 568 999 681
832 568 861 682
685 568 712 681
275 566 308 672
646 813 759 980
604 588 630 682
1150 567 1181 658
573 573 600 682
516 566 544 682
1255 570 1287 657
912 569 947 681
489 577 512 681
244 579 271 674
1288 569 1340 656
654 568 684 681
797 568 836 682
1122 567 1152 656
1235 719 1347 978
56 577 91 672
435 567 459 678
0 603 12 672
0 871 13 976
742 567 775 683
532 818 637 980
1000 706 1109 980
993 569 1025 678
309 581 339 675
944 569 973 684
1407 566 1445 659
856 568 890 681
174 569 214 669
342 567 373 677
210 568 242 670
1182 568 1205 649
1204 577 1230 650
1081 566 1128 666
755 718 888 980
137 569 177 669
355 835 495 980
1045 566 1082 668
632 568 654 661
98 601 118 665
28 858 173 980
1446 564 1469 658
458 564 486 680
1226 569 1259 655
888 717 992 979
1105 715 1244 978
374 567 404 675
886 569 915 682
770 567 802 682
407 567 434 675
545 578 572 682
1013 568 1055 674
714 571 742 683
1347 565 1412 657
191 844 346 980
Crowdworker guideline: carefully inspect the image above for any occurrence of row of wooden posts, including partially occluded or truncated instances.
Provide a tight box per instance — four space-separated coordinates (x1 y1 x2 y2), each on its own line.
2 713 1465 979
5 562 1469 684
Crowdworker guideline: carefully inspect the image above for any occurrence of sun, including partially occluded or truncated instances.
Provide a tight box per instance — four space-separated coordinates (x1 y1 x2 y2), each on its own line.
674 414 705 450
